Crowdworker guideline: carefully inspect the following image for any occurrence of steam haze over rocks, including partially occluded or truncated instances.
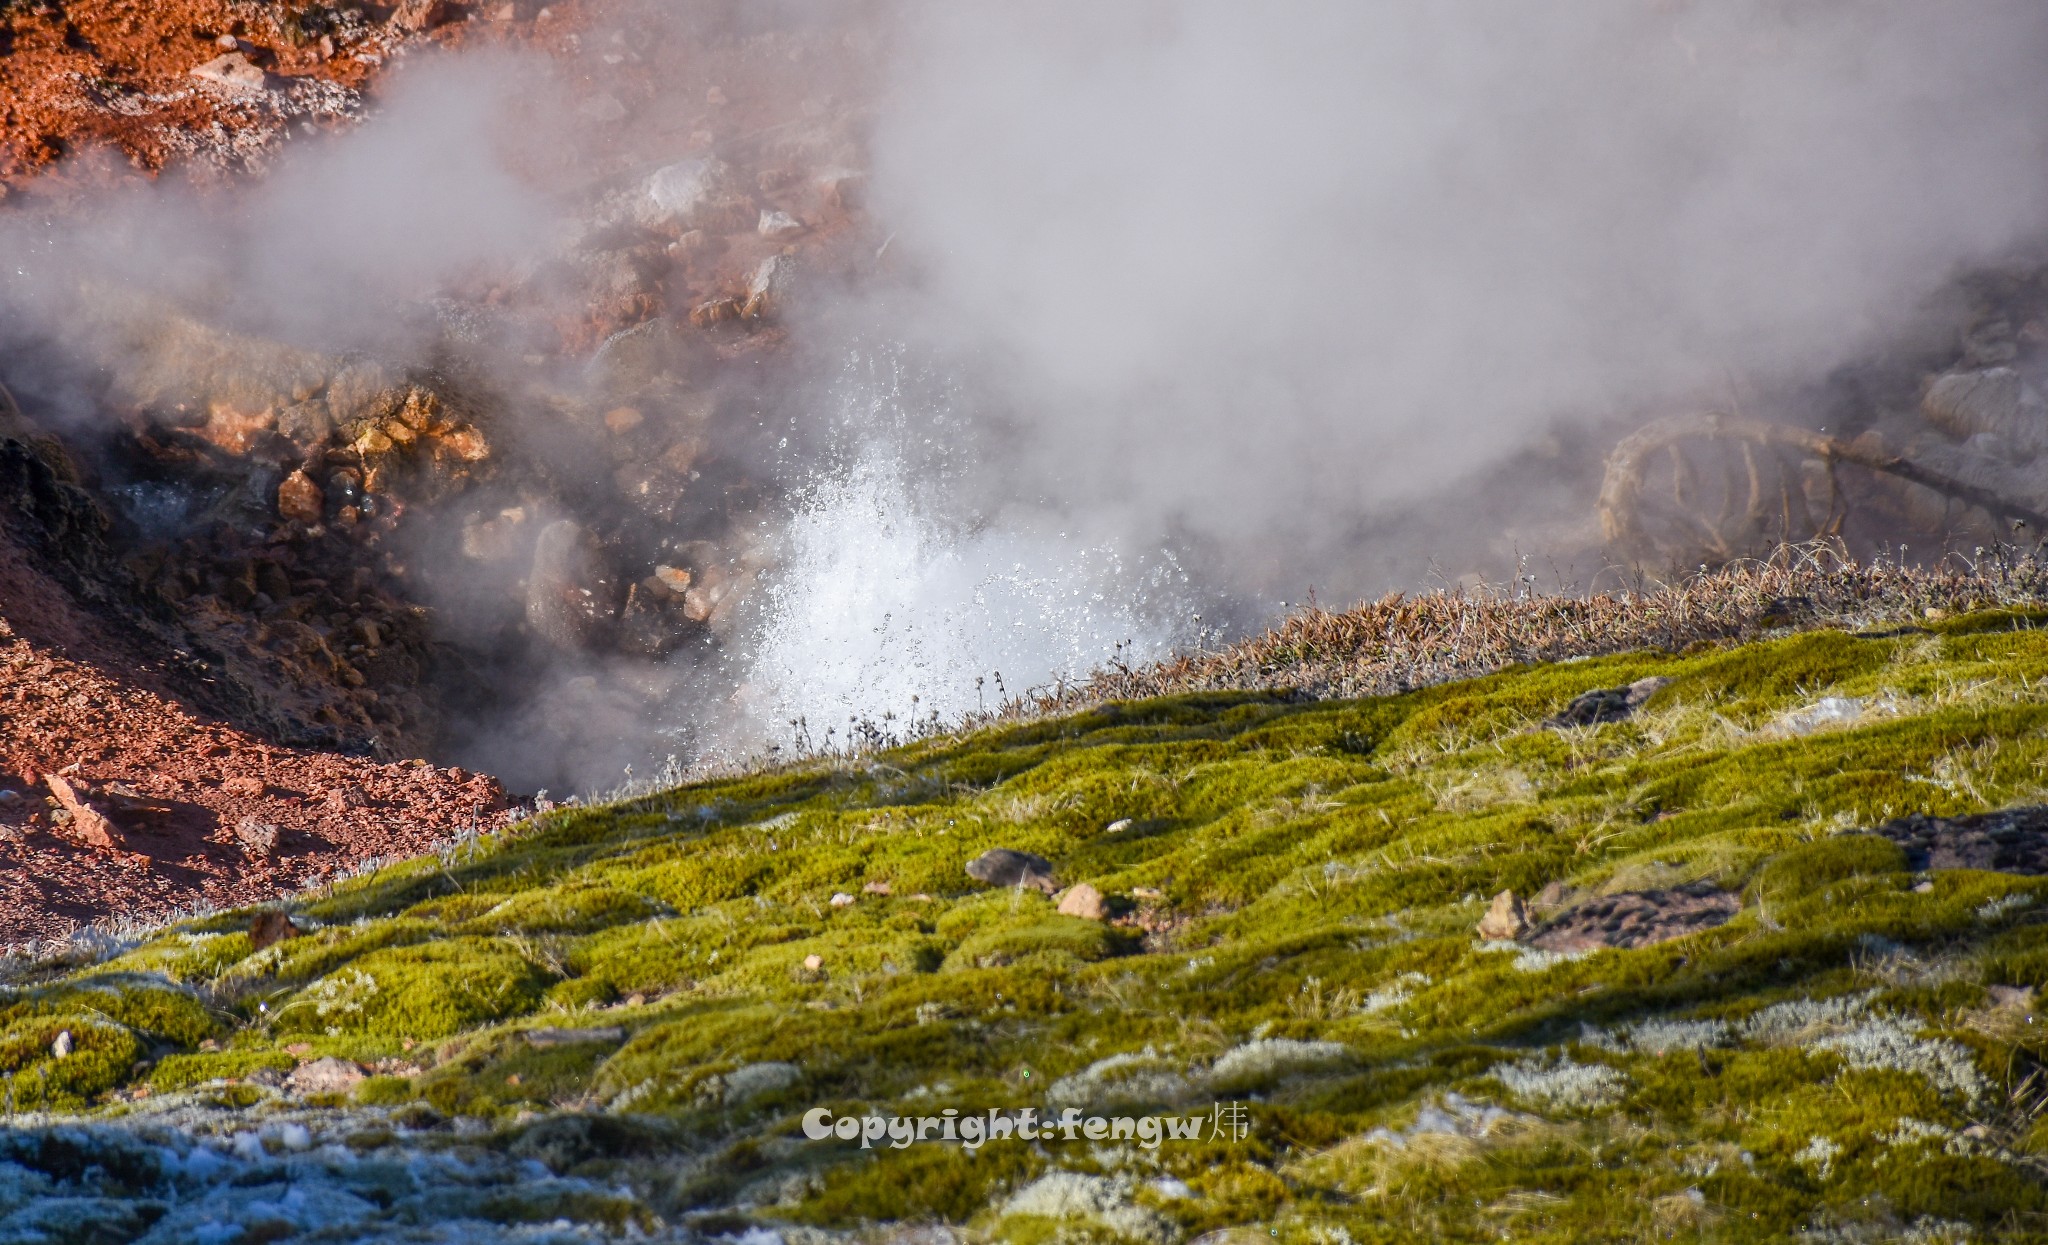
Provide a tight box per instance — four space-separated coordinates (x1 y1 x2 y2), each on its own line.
1 1 2047 793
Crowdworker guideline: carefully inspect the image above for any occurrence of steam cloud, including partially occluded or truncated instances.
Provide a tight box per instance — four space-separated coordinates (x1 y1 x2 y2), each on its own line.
4 2 2048 789
857 0 2048 596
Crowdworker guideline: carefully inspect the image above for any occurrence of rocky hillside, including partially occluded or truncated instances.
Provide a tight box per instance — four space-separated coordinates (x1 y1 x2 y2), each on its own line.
1 603 2047 1240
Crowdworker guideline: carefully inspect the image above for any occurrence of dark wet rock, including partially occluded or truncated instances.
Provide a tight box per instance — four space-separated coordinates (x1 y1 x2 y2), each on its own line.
1867 805 2048 874
1523 882 1739 952
965 848 1057 894
1545 676 1671 728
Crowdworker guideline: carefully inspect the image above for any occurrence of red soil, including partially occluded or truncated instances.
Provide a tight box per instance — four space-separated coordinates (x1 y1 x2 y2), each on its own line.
0 511 508 945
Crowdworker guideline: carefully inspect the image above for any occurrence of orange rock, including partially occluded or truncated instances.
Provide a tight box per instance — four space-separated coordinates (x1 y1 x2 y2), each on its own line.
44 774 134 857
277 470 324 525
1476 890 1530 941
1056 883 1107 921
437 425 491 462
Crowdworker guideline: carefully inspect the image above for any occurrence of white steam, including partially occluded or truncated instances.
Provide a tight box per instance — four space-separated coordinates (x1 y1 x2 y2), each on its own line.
732 356 1190 748
865 0 2048 596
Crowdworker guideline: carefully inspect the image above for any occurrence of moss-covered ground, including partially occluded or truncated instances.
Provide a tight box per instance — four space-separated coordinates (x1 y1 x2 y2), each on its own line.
19 610 2048 1240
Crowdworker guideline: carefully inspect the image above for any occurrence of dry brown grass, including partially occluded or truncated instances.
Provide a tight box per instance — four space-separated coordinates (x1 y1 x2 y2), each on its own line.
1012 543 2048 717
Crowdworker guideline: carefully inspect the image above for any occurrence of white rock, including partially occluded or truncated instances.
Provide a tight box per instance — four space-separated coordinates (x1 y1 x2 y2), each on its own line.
49 1030 71 1059
189 52 269 94
644 158 725 224
829 892 855 907
757 209 805 238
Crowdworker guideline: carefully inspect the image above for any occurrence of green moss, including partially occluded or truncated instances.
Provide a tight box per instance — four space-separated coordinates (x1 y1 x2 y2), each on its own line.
150 1049 295 1092
0 1017 142 1109
272 938 550 1039
26 617 2048 1235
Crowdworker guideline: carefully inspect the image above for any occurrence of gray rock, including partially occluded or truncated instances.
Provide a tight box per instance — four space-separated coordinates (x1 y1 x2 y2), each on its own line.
641 158 740 229
275 400 333 449
966 848 1057 894
585 317 704 395
526 520 621 650
743 254 795 319
1922 367 2048 459
1545 676 1670 728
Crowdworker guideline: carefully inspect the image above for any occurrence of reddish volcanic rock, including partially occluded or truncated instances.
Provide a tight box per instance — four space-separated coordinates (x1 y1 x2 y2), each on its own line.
0 513 511 945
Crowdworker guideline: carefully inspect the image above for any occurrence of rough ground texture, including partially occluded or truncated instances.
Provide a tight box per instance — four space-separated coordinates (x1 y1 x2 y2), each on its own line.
0 501 507 945
4 609 2048 1239
1871 806 2048 875
0 0 593 187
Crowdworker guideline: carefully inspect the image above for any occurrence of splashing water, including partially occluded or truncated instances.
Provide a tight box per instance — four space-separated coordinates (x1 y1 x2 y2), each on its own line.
736 443 1190 750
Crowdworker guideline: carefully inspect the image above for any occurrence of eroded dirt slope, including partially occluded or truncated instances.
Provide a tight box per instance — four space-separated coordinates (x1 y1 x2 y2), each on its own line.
0 503 506 945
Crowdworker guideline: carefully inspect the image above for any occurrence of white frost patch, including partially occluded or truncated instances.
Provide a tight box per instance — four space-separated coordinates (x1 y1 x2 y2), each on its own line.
1361 1092 1521 1148
1208 1038 1353 1088
1002 1171 1169 1242
1613 1018 1731 1055
1738 992 1877 1045
1794 1135 1841 1181
1359 972 1429 1014
1473 940 1592 972
1775 696 1880 736
1977 893 2033 922
1046 1048 1191 1108
1810 1020 1989 1104
720 1061 803 1105
1487 1053 1629 1112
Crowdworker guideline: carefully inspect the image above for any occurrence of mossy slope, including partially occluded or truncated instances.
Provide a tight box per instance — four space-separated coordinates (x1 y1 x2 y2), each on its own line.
29 611 2048 1241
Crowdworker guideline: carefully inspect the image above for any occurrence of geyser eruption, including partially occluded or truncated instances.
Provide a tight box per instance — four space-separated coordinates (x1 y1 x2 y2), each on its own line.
729 349 1193 754
3 0 2048 795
